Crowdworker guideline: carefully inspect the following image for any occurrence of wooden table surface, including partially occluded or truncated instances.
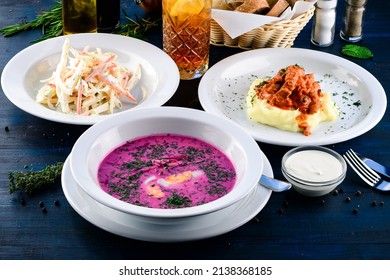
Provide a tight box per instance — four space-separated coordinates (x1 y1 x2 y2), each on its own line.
1 0 389 260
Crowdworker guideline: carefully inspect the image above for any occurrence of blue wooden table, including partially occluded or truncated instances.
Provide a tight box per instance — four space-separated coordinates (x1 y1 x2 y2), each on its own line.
0 0 389 260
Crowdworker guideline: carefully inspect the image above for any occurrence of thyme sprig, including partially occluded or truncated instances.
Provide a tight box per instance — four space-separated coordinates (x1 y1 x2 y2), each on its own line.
8 162 64 194
0 2 160 43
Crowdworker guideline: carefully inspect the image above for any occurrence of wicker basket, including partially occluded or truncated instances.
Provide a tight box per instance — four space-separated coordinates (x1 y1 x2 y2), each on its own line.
210 6 315 49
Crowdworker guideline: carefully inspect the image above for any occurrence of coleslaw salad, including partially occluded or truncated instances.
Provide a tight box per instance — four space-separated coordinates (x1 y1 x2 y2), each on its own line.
36 38 141 115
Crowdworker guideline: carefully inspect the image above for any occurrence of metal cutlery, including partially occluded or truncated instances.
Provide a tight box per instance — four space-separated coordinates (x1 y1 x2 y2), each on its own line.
343 149 390 191
357 153 390 179
259 175 292 192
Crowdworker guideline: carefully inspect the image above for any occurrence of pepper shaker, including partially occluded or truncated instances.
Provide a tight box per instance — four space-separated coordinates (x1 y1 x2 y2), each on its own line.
311 0 338 47
340 0 367 42
97 0 120 32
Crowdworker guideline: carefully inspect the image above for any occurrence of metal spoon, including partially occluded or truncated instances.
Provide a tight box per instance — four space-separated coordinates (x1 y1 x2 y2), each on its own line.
259 175 292 192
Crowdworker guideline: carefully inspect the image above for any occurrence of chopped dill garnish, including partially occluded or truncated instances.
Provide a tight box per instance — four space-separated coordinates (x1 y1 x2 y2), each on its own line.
165 193 191 208
123 159 152 170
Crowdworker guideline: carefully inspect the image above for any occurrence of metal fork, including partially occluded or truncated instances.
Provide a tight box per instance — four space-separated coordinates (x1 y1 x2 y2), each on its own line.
343 149 381 187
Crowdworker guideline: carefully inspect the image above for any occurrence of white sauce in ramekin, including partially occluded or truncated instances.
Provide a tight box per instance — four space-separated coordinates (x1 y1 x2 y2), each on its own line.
284 150 343 182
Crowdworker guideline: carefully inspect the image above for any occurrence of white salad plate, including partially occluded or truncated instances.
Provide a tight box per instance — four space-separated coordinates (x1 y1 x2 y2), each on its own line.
198 48 387 146
61 150 273 242
1 33 180 125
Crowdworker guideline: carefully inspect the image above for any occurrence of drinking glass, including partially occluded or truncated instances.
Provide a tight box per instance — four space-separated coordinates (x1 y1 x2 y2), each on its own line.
62 0 97 35
162 0 212 80
97 0 120 32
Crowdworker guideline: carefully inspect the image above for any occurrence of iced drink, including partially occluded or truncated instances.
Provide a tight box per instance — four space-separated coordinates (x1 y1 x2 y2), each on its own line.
162 0 212 80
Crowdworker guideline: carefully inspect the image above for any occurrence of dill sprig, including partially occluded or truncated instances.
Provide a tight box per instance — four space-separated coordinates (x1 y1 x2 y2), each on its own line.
8 162 64 194
0 2 159 43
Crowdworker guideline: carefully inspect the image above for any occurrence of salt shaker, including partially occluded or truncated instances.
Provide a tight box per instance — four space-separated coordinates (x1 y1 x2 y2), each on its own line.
340 0 367 42
311 0 338 47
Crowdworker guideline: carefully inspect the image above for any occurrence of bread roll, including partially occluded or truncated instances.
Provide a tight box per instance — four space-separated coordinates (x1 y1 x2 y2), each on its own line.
267 0 279 6
213 0 231 9
226 0 245 10
286 0 303 7
235 0 270 14
266 0 289 16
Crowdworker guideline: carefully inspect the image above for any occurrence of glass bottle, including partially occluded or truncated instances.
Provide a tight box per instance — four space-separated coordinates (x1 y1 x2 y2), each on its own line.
340 0 367 42
311 0 338 47
62 0 97 35
97 0 120 32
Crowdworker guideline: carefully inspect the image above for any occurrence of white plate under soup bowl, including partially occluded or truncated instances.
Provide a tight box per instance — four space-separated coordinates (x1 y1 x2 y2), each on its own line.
69 107 263 222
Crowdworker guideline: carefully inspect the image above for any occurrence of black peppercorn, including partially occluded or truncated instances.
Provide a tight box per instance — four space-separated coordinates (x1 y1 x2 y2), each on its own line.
371 200 377 207
54 199 60 206
5 126 10 132
345 196 351 202
39 201 45 208
41 207 47 214
355 190 362 196
333 189 339 195
20 197 26 206
320 199 326 205
352 208 358 215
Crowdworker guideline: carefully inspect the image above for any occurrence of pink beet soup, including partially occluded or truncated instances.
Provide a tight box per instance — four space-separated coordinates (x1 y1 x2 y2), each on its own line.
97 134 236 209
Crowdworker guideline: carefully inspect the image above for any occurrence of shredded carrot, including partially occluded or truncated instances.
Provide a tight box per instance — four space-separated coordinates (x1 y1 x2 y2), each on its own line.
36 38 141 115
76 83 83 115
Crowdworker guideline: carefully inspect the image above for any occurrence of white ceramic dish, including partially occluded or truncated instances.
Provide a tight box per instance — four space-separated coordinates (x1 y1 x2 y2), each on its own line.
62 151 273 242
70 107 264 219
1 33 180 125
281 146 347 197
198 48 387 146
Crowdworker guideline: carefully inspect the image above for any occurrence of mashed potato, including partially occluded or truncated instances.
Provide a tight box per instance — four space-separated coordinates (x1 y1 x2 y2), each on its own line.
246 65 339 136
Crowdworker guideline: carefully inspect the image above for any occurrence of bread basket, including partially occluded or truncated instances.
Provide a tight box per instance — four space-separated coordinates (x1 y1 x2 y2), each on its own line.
210 5 315 49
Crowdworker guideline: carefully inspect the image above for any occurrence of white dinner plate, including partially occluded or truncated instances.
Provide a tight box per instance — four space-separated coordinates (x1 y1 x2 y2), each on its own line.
198 48 387 146
1 33 180 125
61 150 273 242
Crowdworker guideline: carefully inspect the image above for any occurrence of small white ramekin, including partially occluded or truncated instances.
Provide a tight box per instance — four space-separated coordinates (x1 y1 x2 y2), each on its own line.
281 146 347 197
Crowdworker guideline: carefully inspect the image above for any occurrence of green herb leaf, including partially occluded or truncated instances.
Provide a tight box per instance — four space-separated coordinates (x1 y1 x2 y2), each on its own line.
8 162 64 194
342 44 374 59
0 2 63 43
0 3 159 43
112 11 160 40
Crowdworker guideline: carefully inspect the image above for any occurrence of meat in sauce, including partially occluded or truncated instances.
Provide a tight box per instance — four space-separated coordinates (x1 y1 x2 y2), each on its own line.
254 65 324 136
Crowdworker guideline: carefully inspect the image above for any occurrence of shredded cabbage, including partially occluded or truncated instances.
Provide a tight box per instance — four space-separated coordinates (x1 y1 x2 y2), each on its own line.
36 38 141 115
